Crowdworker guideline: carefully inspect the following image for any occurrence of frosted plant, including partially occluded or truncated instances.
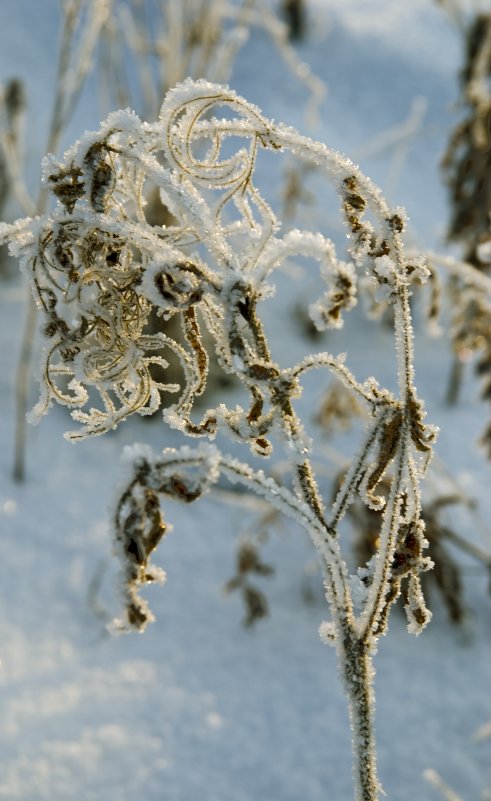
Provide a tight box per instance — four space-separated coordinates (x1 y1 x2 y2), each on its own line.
12 0 325 483
97 0 325 398
1 80 437 801
423 250 491 453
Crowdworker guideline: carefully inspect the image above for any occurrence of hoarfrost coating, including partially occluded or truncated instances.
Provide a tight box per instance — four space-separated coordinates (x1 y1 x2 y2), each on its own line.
1 2 490 801
1 77 440 801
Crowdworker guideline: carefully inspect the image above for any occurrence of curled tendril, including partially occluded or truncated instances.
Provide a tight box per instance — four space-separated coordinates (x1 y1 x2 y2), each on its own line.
5 79 372 444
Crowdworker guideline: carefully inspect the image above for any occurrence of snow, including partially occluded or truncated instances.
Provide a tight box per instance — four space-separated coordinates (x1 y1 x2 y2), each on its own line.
0 1 490 800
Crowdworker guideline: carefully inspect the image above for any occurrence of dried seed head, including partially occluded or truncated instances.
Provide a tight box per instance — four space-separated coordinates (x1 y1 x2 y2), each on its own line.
48 166 84 213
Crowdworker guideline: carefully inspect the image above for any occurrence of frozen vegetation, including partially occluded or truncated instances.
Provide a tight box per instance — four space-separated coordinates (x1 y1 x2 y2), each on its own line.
0 2 490 800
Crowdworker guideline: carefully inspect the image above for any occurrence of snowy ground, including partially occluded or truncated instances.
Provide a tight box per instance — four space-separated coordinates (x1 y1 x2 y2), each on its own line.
0 2 490 800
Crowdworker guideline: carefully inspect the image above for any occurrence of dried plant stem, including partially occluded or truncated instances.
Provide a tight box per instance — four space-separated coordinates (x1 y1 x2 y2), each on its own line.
445 353 464 405
441 525 491 566
249 312 380 797
12 0 111 480
342 634 378 801
424 769 464 801
0 133 35 218
12 294 37 481
12 6 77 480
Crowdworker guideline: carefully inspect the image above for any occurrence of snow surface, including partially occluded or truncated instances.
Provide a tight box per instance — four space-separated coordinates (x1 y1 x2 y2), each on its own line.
0 1 490 800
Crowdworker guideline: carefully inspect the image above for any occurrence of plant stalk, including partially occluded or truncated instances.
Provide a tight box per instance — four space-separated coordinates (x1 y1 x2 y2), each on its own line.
342 630 379 801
